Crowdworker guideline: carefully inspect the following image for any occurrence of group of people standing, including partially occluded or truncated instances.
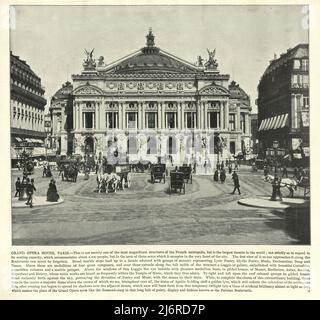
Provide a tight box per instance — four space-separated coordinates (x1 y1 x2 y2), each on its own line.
213 160 241 195
14 176 36 208
14 175 60 208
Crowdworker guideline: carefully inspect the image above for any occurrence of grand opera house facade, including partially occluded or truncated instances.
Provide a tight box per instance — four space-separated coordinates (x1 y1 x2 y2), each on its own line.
49 30 252 165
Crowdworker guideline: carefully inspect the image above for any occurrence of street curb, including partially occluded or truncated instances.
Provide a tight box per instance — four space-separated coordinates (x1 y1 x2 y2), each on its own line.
238 196 309 209
12 197 64 209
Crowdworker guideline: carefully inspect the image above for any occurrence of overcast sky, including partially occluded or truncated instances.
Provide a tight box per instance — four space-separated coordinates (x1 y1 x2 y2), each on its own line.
10 5 309 113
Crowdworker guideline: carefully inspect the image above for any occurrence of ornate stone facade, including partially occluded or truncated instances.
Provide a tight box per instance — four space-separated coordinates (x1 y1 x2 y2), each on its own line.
50 30 251 165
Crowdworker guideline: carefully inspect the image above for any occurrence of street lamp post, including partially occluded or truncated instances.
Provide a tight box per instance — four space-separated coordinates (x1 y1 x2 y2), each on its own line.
267 140 285 201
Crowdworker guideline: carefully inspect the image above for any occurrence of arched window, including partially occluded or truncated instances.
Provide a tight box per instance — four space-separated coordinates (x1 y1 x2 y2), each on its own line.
127 136 137 154
147 136 157 154
167 136 176 154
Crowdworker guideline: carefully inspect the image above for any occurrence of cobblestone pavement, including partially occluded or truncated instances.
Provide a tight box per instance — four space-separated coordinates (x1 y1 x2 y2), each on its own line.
11 167 310 245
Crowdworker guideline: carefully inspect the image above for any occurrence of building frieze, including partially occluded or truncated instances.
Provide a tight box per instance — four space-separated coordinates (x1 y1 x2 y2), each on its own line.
72 72 230 81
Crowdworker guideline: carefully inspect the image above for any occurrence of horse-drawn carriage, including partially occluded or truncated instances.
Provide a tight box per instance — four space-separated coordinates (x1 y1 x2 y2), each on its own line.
178 165 193 184
115 164 132 189
96 163 131 193
169 171 186 194
60 159 79 182
150 164 166 183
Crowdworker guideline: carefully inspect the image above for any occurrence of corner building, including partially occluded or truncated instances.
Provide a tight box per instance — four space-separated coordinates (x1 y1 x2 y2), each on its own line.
257 44 309 163
10 52 47 157
50 30 251 165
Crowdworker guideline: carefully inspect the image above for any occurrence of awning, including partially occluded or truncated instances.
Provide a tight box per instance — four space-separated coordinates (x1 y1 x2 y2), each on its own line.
25 138 33 143
280 113 288 128
14 137 22 142
258 119 266 131
258 114 289 131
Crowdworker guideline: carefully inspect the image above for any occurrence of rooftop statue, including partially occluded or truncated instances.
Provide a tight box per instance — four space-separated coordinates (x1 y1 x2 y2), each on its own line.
205 48 218 69
85 48 95 61
197 55 204 67
83 48 96 69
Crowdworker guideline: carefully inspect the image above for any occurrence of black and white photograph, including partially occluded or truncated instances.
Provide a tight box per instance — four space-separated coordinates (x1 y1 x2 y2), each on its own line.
9 4 310 246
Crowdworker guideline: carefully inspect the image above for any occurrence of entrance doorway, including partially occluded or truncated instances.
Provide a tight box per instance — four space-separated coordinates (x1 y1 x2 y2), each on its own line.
84 136 94 154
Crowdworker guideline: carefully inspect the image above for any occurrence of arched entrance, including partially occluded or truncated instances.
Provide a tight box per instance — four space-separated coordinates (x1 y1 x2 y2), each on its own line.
84 136 94 154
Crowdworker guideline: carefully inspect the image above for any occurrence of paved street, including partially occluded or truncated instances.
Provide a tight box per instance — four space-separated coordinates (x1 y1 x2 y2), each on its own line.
11 167 310 245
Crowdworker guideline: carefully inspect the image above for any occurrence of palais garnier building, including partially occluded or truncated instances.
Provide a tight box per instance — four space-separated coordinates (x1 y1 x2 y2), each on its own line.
49 29 252 165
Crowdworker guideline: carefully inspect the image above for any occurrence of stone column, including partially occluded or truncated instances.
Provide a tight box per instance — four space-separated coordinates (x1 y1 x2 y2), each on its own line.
142 102 145 130
79 103 83 130
73 103 76 130
161 103 165 129
157 103 161 130
204 102 208 130
219 103 225 130
122 103 126 130
245 113 250 134
197 101 201 129
181 102 185 130
138 103 142 130
177 103 181 130
223 102 229 131
237 105 241 131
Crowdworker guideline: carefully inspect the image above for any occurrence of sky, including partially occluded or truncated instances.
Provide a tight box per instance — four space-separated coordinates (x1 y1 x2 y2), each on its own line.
10 5 309 113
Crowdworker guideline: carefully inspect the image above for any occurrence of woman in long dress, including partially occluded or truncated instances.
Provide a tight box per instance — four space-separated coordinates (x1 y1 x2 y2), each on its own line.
47 179 60 202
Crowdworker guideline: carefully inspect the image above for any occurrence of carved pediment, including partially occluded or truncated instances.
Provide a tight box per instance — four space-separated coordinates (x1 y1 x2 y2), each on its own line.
73 85 103 96
199 85 229 96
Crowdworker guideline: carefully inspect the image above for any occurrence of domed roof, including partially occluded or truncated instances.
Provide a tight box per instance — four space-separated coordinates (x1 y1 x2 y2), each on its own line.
105 29 198 74
110 51 196 74
52 81 73 100
228 81 249 101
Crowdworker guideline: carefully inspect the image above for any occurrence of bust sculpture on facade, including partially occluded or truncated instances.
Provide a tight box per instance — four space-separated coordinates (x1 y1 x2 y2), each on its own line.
98 56 105 66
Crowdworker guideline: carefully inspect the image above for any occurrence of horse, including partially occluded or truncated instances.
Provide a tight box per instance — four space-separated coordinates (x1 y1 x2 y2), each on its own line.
62 165 78 182
96 173 121 193
263 174 298 198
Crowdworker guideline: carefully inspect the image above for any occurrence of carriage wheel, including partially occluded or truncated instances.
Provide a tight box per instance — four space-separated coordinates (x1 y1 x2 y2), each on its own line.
127 177 131 188
183 184 186 194
190 176 193 184
163 175 166 184
121 178 125 190
151 175 154 184
62 174 64 181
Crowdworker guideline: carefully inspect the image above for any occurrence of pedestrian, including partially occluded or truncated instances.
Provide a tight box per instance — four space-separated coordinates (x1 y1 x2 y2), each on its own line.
263 165 269 180
14 177 21 198
17 161 21 171
42 164 47 177
220 168 226 183
228 165 232 174
216 161 220 170
221 161 224 170
282 165 288 178
213 169 219 182
26 178 36 208
234 162 238 170
226 159 229 167
231 171 241 195
47 179 60 202
193 162 197 174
